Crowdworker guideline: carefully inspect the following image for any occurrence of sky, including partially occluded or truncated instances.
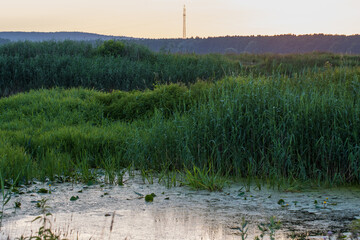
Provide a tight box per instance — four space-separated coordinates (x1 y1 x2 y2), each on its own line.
1 0 359 38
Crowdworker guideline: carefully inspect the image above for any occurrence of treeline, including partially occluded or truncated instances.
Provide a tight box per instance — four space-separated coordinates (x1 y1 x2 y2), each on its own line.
134 34 360 54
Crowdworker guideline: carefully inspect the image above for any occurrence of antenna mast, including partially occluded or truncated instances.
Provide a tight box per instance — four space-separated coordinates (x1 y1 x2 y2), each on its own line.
183 5 186 39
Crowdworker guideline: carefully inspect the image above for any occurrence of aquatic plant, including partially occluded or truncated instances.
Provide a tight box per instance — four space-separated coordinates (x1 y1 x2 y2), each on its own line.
255 216 282 240
234 217 249 240
14 201 21 209
70 196 79 201
37 188 49 194
116 168 127 186
103 155 117 184
145 193 156 202
158 169 178 188
14 198 67 240
183 164 228 191
141 169 154 184
0 172 19 229
33 198 52 229
277 199 285 206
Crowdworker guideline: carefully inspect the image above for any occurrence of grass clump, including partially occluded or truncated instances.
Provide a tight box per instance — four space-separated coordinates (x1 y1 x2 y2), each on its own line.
183 164 228 191
100 83 189 121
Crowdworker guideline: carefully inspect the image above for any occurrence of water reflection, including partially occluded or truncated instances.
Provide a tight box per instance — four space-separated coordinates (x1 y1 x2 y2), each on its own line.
2 208 231 240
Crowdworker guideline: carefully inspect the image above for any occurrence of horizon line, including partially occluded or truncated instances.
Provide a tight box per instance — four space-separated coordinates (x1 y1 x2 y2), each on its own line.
1 31 359 40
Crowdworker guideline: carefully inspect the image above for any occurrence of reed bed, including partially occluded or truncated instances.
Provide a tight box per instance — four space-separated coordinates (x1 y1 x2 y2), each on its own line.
1 62 359 185
0 40 238 97
1 40 359 97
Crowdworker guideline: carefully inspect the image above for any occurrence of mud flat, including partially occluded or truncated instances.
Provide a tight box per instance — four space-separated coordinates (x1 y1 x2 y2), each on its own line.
1 175 360 240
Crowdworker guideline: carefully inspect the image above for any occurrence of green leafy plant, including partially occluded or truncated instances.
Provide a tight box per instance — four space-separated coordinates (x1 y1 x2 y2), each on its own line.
234 217 249 240
14 201 21 209
256 216 282 240
27 198 65 240
145 193 156 202
33 198 52 229
70 196 79 201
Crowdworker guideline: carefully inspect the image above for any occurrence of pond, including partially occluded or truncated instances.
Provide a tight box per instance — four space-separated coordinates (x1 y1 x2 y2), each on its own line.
1 174 360 239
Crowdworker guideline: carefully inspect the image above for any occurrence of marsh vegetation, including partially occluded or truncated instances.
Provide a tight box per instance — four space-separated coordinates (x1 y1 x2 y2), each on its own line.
0 40 360 239
1 41 359 185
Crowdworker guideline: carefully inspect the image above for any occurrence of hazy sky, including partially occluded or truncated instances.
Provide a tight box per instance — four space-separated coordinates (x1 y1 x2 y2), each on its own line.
1 0 359 38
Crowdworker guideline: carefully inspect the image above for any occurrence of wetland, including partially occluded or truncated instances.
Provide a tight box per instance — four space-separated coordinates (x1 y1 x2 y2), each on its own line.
0 40 360 239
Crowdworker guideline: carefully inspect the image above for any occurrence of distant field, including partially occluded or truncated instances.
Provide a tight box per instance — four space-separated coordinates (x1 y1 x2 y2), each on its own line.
0 40 360 186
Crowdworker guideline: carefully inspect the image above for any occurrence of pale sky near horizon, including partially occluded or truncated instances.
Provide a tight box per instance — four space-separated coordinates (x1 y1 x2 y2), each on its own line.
1 0 359 38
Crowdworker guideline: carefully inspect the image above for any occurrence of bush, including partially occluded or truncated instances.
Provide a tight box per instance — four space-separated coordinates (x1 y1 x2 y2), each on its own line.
101 83 189 121
97 40 125 57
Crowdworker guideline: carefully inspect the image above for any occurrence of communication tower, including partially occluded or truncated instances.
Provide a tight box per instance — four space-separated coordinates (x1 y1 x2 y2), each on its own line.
183 5 186 39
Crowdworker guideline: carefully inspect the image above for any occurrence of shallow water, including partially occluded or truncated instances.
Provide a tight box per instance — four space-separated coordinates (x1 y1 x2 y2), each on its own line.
1 175 360 240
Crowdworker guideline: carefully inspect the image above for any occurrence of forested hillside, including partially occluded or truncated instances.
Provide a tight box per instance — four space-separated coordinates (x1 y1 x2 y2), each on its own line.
0 38 10 45
0 32 359 54
135 34 360 54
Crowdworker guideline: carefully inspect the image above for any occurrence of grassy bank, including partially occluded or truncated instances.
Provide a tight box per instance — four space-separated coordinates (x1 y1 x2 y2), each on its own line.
1 64 360 185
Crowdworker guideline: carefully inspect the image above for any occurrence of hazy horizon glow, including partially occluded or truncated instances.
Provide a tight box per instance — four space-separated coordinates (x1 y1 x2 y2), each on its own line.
1 0 359 38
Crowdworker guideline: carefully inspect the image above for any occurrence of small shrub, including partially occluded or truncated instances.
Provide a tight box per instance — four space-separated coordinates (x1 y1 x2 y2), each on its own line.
97 40 125 57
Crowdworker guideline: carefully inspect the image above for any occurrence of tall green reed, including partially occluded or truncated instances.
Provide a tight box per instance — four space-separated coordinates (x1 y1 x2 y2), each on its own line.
0 62 359 185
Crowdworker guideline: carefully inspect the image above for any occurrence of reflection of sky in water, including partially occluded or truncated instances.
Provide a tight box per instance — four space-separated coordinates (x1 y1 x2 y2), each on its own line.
1 179 360 240
2 209 229 240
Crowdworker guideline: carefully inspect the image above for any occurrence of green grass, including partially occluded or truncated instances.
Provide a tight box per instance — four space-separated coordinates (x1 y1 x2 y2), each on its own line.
1 41 359 186
0 63 360 186
0 40 239 97
183 164 228 191
1 40 359 98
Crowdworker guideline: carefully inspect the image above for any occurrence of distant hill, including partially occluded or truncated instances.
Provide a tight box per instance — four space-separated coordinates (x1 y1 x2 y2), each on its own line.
0 38 10 45
0 31 132 42
134 34 360 54
0 32 359 54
